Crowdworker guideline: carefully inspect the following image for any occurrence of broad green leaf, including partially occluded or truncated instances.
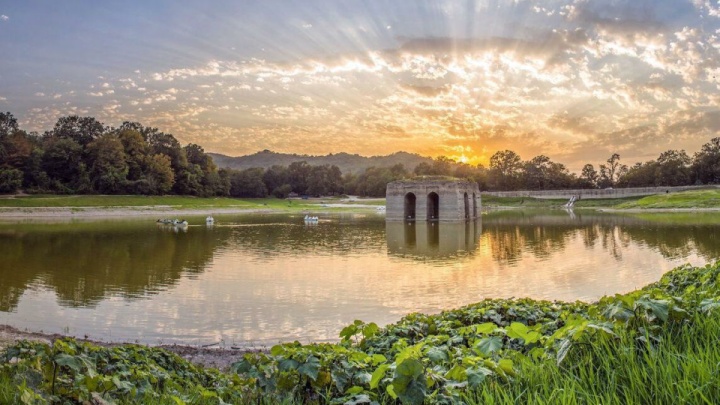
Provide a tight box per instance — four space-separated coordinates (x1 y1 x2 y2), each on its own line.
278 358 299 371
298 356 321 381
339 324 358 341
345 386 363 394
476 336 503 356
270 345 285 356
602 301 634 322
445 365 467 382
498 359 514 376
371 354 387 365
466 366 492 388
506 322 529 340
426 347 448 363
55 353 82 372
475 322 497 334
636 297 669 322
396 359 423 378
393 358 426 403
370 364 390 389
362 322 380 339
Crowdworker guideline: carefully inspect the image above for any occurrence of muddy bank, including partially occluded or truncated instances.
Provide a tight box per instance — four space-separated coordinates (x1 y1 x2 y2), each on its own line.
0 324 264 371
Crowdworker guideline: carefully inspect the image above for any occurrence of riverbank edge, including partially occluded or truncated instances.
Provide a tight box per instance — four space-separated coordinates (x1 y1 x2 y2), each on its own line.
0 324 257 370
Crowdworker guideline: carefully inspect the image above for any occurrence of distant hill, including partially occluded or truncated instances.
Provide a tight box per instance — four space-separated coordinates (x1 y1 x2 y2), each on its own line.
208 150 434 174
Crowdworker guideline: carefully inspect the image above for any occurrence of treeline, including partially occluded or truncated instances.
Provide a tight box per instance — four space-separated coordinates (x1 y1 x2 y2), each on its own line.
3 111 720 197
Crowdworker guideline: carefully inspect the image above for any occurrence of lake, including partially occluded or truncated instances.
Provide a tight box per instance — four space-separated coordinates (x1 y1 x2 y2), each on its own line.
1 210 719 346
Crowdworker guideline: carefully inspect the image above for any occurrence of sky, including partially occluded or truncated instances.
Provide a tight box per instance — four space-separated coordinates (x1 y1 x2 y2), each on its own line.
1 0 719 170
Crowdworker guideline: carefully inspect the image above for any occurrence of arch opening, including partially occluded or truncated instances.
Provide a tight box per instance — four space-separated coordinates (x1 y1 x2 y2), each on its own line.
404 192 416 220
427 192 439 221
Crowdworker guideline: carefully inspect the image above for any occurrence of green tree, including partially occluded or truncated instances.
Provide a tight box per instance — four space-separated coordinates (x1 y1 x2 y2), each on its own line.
141 154 175 194
87 135 128 194
229 168 268 197
578 164 598 188
117 129 149 181
488 150 522 190
48 115 106 146
0 168 23 193
42 137 84 192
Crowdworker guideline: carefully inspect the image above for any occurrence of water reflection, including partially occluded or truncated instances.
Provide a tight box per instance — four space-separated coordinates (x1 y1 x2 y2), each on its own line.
480 211 720 265
0 220 227 311
1 211 720 345
386 221 482 261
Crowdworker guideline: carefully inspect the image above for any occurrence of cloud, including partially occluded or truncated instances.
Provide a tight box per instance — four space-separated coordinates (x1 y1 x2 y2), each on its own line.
0 15 8 21
10 0 720 170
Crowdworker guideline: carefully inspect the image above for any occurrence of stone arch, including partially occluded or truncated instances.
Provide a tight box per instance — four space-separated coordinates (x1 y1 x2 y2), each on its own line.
463 192 470 219
427 192 439 220
404 192 416 220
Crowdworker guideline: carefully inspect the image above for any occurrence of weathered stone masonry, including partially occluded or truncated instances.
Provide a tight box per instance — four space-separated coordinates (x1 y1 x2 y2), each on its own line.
386 178 481 222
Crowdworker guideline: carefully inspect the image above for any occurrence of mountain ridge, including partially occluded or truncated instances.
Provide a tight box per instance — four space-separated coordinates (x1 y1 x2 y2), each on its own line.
209 150 434 174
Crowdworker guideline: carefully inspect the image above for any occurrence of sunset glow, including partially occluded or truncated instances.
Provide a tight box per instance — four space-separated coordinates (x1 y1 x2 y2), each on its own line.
1 1 720 170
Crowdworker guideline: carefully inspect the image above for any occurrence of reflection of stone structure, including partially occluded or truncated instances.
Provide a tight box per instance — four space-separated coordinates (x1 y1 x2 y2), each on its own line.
386 221 482 259
386 178 481 221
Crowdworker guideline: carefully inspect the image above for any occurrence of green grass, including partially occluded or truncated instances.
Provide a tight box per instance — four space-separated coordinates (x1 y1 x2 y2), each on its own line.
0 195 386 213
466 312 720 404
617 189 720 209
481 194 643 209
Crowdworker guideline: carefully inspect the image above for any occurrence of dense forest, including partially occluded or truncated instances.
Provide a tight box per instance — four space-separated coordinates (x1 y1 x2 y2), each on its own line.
1 111 720 197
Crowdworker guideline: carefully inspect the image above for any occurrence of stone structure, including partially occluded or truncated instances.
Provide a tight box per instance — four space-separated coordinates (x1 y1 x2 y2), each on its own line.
386 178 481 221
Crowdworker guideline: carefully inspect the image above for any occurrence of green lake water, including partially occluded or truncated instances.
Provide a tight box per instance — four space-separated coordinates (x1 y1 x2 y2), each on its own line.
1 210 719 346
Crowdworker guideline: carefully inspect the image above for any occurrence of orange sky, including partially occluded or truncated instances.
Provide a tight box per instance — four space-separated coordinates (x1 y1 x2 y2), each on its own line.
1 1 720 171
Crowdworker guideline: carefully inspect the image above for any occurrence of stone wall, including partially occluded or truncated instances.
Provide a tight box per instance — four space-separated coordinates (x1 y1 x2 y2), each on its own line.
483 185 720 199
386 179 481 221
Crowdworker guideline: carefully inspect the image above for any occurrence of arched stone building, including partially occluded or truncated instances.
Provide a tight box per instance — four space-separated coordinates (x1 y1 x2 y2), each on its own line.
386 178 481 221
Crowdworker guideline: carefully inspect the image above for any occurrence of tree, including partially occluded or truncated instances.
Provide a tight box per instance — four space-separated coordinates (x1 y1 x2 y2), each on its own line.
692 138 720 184
229 168 268 197
288 161 311 194
87 135 128 194
117 129 149 181
598 153 627 188
48 116 106 146
141 154 175 194
307 165 343 196
488 150 522 190
0 168 23 193
579 164 599 188
0 112 19 138
655 150 691 186
263 165 290 197
42 137 84 191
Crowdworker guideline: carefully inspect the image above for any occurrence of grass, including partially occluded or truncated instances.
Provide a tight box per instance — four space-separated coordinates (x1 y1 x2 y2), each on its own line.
481 194 644 209
616 189 720 209
466 312 720 404
0 195 386 213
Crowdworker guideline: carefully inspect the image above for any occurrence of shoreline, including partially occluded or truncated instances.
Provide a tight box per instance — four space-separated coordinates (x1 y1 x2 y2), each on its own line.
2 205 720 220
0 324 259 370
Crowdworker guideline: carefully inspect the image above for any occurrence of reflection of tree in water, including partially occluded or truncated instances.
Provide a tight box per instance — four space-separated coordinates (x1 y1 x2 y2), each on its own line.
0 222 229 311
227 217 387 258
482 212 720 265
